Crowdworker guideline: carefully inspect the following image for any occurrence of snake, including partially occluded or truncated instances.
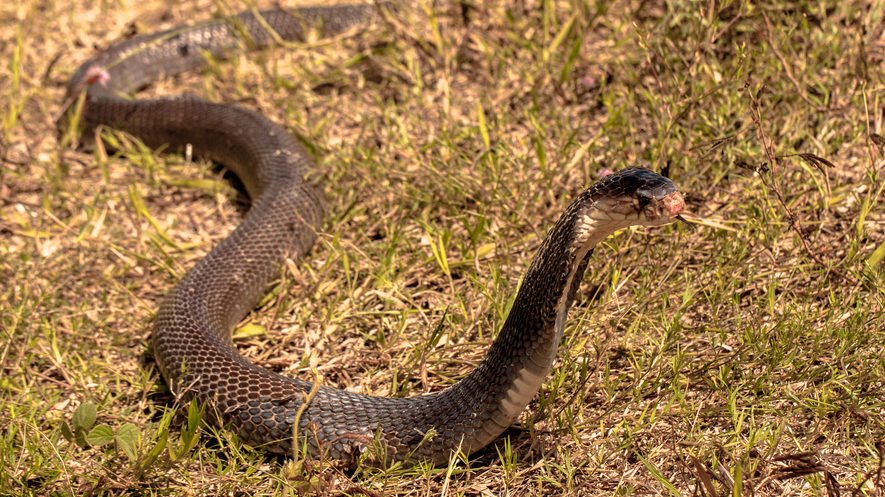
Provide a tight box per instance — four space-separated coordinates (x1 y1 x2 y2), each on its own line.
63 3 686 466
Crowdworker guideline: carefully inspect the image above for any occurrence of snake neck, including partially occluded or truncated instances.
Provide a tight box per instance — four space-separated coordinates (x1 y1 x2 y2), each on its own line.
449 195 617 447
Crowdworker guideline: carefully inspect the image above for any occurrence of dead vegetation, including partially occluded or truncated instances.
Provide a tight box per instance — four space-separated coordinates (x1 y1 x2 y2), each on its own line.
1 0 884 495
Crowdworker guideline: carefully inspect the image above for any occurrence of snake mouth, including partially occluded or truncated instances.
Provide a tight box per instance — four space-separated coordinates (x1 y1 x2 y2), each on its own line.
634 190 685 227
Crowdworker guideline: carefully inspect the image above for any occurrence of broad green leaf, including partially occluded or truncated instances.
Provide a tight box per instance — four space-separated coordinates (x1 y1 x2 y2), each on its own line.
72 402 96 431
86 424 114 447
116 423 140 462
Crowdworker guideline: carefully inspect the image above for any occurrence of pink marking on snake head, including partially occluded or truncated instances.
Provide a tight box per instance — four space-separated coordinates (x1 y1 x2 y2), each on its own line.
661 191 685 218
85 65 111 86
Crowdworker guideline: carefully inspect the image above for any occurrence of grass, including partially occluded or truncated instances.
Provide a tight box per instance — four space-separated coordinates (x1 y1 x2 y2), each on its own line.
1 0 884 495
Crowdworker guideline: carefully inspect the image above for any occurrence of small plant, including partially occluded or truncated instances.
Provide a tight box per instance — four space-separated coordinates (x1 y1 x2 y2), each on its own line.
60 401 139 461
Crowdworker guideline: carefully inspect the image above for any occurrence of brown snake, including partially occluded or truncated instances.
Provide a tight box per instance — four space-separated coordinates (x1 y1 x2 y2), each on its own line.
63 3 685 466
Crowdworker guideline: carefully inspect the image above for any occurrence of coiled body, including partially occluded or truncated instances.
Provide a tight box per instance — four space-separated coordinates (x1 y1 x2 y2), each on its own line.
65 4 684 465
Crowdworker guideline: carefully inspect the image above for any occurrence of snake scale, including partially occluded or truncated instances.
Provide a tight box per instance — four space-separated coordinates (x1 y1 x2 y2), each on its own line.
64 3 685 465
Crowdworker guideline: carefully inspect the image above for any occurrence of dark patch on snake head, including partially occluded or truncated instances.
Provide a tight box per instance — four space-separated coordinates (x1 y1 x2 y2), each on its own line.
616 167 678 200
635 189 653 211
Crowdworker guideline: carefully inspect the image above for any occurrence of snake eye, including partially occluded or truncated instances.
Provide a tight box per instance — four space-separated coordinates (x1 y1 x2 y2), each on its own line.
636 190 652 211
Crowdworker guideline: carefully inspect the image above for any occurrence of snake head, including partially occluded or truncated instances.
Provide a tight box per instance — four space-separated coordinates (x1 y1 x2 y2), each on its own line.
583 167 685 229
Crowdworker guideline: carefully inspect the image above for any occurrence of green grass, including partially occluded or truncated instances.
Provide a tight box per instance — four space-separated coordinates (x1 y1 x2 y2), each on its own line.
2 0 884 495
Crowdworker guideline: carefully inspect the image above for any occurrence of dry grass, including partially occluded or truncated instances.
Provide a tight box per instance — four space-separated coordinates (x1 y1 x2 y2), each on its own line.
1 0 884 495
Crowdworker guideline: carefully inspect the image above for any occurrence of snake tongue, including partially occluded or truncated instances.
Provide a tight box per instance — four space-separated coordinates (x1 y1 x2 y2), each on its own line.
675 214 695 230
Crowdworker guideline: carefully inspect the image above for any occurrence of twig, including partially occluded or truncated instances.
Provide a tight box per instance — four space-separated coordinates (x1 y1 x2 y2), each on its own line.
744 81 826 268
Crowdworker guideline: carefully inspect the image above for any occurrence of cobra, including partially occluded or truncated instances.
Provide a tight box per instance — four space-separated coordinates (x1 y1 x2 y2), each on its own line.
63 4 686 465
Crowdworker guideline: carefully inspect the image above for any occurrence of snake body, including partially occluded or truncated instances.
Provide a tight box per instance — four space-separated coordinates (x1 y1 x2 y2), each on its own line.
65 4 685 465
